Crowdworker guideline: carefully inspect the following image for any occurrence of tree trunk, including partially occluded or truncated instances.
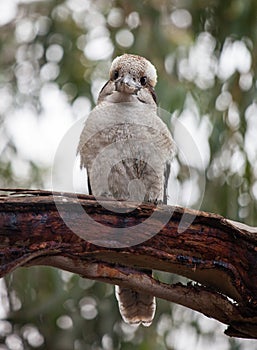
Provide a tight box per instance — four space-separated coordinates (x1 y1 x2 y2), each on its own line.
0 189 257 339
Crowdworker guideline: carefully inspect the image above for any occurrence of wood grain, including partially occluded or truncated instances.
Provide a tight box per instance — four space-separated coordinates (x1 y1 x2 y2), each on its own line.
0 189 257 338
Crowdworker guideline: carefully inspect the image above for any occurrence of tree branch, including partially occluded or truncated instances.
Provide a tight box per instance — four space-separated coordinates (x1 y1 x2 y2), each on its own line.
0 189 257 338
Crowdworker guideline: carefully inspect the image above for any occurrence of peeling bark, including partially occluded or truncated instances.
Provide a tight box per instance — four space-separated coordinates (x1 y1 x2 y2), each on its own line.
0 189 257 339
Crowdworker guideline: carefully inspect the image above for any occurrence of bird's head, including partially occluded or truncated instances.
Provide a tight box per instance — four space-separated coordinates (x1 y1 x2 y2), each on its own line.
98 54 157 104
110 54 157 94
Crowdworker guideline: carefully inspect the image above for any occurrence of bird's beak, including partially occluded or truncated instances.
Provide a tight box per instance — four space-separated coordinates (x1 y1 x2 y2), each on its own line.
115 75 141 94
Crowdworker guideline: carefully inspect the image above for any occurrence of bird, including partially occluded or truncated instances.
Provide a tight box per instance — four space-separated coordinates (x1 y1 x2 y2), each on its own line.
78 53 175 326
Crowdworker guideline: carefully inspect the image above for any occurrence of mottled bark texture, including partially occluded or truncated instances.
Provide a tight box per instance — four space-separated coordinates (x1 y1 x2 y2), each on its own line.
0 189 257 338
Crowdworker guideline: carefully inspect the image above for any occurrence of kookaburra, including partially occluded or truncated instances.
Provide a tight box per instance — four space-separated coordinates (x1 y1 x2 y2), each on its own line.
78 54 175 326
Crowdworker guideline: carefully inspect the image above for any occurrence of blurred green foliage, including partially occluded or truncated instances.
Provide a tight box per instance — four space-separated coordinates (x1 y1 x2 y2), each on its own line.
1 0 257 349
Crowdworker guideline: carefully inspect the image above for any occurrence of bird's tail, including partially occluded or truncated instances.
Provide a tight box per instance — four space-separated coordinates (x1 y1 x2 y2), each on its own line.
115 271 156 326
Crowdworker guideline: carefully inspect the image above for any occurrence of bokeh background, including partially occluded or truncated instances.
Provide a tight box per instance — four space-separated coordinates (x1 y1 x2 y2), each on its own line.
1 0 257 349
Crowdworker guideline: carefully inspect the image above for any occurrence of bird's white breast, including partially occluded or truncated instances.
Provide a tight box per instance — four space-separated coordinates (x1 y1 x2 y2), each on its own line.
78 101 174 201
79 102 173 160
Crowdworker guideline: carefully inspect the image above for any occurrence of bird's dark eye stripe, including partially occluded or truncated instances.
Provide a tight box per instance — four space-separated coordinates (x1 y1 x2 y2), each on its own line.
140 76 147 85
113 70 119 80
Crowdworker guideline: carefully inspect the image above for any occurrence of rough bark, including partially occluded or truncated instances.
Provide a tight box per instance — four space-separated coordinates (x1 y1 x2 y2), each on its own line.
0 189 257 339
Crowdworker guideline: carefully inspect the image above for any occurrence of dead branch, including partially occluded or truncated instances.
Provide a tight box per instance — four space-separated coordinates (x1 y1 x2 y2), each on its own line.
0 189 257 339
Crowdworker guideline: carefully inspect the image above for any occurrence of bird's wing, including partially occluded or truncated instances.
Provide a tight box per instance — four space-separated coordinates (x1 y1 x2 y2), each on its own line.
163 161 170 205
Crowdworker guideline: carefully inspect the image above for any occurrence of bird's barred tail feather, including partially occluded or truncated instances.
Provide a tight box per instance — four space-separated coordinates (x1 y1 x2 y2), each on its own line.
115 273 156 327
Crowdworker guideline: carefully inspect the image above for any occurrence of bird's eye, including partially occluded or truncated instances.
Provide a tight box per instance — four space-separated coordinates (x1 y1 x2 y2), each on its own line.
140 76 147 86
113 70 119 80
